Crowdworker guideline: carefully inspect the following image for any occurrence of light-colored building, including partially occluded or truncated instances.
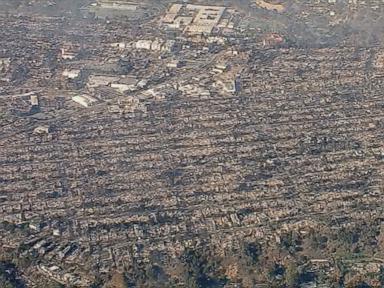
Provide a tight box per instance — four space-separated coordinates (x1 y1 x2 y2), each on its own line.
163 4 227 36
136 79 148 89
215 77 240 93
0 57 10 69
254 0 285 13
30 95 39 106
162 4 182 23
151 39 163 51
61 48 77 60
62 69 81 79
33 126 51 135
97 0 137 10
167 60 183 68
87 75 119 88
72 94 98 108
135 40 153 50
135 39 177 52
111 77 138 93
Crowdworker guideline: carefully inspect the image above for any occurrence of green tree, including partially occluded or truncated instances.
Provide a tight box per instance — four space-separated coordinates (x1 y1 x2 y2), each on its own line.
379 266 384 287
244 242 262 265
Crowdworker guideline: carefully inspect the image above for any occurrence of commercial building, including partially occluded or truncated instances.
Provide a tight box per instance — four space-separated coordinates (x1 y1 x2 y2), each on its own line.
110 77 138 93
72 94 98 108
162 3 233 36
135 39 177 52
87 75 119 88
62 69 81 79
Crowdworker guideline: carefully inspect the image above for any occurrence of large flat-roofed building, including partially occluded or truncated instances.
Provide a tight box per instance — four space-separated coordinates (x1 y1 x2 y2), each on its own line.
30 95 39 107
162 3 229 36
162 3 182 23
60 43 80 60
87 75 119 88
72 94 98 108
62 69 81 79
254 0 285 13
110 76 138 93
87 0 144 19
135 39 177 52
97 0 137 10
187 4 225 26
